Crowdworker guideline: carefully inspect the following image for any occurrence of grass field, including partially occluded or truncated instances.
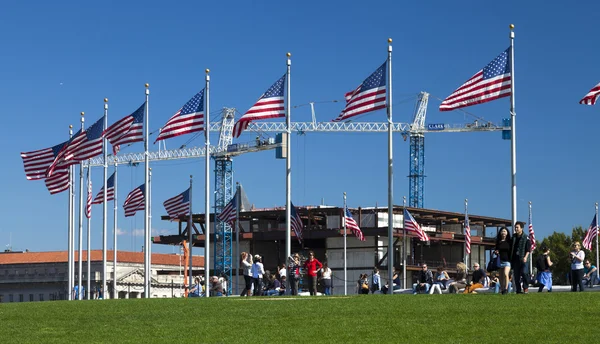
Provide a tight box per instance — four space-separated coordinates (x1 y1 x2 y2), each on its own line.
0 293 596 343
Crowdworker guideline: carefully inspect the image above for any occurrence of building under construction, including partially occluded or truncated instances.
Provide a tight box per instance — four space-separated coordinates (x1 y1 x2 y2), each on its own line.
154 205 512 293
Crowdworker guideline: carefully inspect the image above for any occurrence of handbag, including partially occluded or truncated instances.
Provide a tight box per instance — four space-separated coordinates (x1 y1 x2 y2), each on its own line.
487 252 500 272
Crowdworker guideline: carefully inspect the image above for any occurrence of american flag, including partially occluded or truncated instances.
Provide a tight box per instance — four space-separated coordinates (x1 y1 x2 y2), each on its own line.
583 214 598 250
579 82 600 105
344 207 365 241
45 171 70 195
528 211 536 251
21 140 70 180
104 102 145 155
465 213 471 254
85 174 92 219
92 172 115 204
217 193 237 228
45 133 86 177
439 48 512 111
333 62 386 122
163 188 191 220
290 202 303 243
123 184 145 217
46 117 104 177
403 209 429 242
233 75 286 138
155 89 205 142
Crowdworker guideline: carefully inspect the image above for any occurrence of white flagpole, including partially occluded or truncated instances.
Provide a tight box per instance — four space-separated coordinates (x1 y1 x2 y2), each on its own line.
78 113 85 300
204 70 211 297
188 175 193 290
68 125 74 301
596 202 599 271
343 192 347 296
86 166 91 300
529 201 533 274
402 196 406 289
102 98 109 299
113 161 118 299
285 53 292 283
148 167 153 297
235 182 240 296
387 38 394 295
464 199 469 267
509 24 517 232
143 84 150 298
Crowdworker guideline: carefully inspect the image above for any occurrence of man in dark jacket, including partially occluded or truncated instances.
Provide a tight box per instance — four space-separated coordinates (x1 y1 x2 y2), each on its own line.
412 264 434 294
511 221 531 293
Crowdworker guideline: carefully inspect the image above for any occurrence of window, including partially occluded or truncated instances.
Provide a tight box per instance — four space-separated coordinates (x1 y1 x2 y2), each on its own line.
9 294 13 302
39 294 44 302
29 294 34 302
19 294 23 302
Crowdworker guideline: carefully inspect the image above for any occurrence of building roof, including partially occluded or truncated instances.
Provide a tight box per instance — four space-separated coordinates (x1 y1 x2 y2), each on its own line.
0 250 204 267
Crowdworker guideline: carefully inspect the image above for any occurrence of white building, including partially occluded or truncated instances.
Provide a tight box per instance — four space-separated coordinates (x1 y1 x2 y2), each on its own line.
0 250 204 302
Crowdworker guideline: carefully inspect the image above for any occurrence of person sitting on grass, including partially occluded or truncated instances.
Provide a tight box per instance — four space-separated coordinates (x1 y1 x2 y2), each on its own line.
448 262 468 293
412 264 433 294
582 260 597 288
209 276 224 297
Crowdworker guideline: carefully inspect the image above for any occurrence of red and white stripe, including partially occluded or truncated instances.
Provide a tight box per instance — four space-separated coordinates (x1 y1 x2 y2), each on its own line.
21 147 55 180
123 186 145 217
85 177 92 219
45 171 70 195
404 209 430 242
439 70 511 111
579 82 600 105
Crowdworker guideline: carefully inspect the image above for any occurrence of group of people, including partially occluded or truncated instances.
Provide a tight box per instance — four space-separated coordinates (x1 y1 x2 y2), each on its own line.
239 250 333 296
187 275 226 297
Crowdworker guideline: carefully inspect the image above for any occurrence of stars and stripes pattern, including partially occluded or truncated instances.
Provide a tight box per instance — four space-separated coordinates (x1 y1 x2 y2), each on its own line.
233 75 286 138
92 172 115 204
290 202 303 243
85 174 92 219
333 62 387 122
68 117 105 162
45 134 86 177
465 213 471 254
528 211 536 252
104 102 145 155
21 142 66 180
344 207 365 241
123 184 145 217
579 82 600 105
163 188 191 220
583 214 598 250
217 192 237 228
155 89 205 142
439 48 512 111
403 209 429 242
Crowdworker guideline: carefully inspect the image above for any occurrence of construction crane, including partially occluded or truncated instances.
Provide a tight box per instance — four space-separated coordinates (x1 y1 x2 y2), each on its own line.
84 102 510 294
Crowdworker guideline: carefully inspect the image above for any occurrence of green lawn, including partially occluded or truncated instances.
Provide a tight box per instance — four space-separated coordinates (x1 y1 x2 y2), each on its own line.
0 293 596 343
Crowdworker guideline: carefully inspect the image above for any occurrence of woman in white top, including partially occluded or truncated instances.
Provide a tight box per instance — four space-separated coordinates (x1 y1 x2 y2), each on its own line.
570 241 585 292
278 264 287 280
240 252 253 296
319 262 332 295
252 255 265 296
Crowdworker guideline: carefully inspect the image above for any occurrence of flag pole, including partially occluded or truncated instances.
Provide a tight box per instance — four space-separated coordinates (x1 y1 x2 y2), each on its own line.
204 69 211 297
86 166 91 300
509 24 517 233
235 184 241 295
387 38 394 295
464 199 468 267
188 175 193 290
148 167 153 297
78 113 85 300
102 98 109 299
596 202 599 272
402 196 406 289
343 192 347 296
113 159 118 299
285 53 292 286
143 84 150 298
529 201 533 274
68 125 74 301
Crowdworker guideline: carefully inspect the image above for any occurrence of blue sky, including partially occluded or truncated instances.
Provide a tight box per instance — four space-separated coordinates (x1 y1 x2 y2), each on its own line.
2 1 599 254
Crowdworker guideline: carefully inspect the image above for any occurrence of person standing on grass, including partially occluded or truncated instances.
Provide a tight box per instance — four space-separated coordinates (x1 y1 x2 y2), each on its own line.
303 251 323 296
288 253 301 296
319 262 333 295
240 252 253 296
511 221 531 294
252 255 265 296
495 227 512 294
536 246 553 292
371 268 381 293
569 242 585 292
